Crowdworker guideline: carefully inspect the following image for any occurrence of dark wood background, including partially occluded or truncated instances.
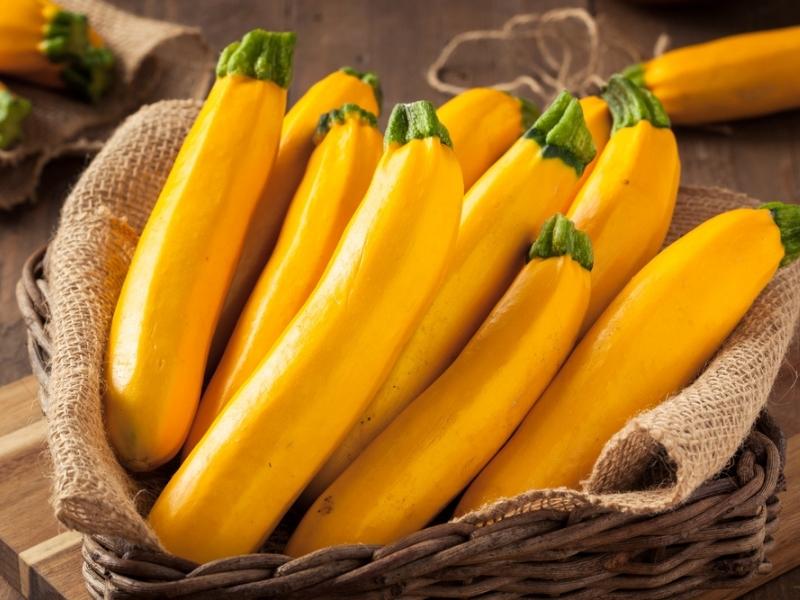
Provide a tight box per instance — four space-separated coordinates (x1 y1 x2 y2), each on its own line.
1 0 798 598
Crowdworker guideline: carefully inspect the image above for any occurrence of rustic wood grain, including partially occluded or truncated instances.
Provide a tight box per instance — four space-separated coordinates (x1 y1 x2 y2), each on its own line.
0 1 798 598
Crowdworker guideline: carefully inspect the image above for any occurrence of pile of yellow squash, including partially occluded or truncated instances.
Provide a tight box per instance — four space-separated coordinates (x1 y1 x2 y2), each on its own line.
0 0 116 148
103 27 800 563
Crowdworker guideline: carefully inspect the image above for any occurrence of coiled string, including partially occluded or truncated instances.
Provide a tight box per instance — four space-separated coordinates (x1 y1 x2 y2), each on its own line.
426 8 669 105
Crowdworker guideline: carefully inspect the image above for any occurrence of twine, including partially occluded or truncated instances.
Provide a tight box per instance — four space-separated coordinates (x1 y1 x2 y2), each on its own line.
426 8 670 105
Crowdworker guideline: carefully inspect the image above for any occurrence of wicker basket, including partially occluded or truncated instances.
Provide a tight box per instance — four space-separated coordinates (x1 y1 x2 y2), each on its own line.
16 244 786 599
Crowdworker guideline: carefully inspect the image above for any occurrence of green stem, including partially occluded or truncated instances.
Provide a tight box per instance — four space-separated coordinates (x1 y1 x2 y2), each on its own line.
762 202 800 267
340 67 383 114
528 213 594 271
0 89 32 150
313 103 378 144
385 101 452 148
524 90 596 176
621 63 646 88
602 74 670 133
40 10 115 102
217 30 296 88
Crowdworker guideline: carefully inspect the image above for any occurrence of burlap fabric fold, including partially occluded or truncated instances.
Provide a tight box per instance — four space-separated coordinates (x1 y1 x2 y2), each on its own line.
0 0 212 210
42 99 800 548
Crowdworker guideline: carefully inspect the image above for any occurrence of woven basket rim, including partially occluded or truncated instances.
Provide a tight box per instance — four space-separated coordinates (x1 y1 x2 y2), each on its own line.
16 245 787 599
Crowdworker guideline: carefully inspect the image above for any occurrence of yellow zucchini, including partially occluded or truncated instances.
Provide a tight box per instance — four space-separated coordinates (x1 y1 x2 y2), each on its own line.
0 82 31 149
437 88 538 190
457 202 800 514
288 215 592 554
0 0 114 101
569 75 680 333
212 67 382 364
303 91 596 505
624 26 800 124
148 101 463 562
183 104 383 456
105 30 295 471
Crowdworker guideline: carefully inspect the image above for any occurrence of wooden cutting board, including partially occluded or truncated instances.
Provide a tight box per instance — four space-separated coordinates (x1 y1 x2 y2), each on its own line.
1 375 798 599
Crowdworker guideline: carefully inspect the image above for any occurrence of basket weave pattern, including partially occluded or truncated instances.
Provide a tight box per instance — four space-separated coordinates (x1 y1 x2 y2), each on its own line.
17 246 785 600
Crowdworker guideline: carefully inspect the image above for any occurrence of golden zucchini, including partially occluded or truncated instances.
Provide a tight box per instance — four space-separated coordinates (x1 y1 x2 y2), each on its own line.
304 91 596 505
105 30 295 471
288 215 592 554
569 75 680 332
457 203 800 514
624 26 800 124
148 101 463 562
212 67 382 364
183 103 383 456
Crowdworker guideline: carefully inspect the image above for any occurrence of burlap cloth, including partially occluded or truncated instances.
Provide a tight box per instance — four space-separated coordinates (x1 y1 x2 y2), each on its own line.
40 99 800 550
0 0 212 210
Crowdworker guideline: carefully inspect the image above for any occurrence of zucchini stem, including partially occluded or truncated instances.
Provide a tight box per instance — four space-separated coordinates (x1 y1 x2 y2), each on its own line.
40 10 115 102
385 101 452 148
314 103 378 145
340 66 383 113
217 30 296 88
621 63 646 88
525 90 597 176
602 74 670 133
528 213 594 271
763 202 800 267
0 89 32 150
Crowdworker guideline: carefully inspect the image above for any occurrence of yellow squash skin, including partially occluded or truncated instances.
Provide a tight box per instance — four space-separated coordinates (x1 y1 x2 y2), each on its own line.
0 0 114 101
212 68 382 365
568 76 680 333
288 216 592 554
457 206 789 515
437 88 538 190
626 26 800 124
571 96 611 197
148 102 463 563
182 105 383 457
303 91 596 505
104 31 295 472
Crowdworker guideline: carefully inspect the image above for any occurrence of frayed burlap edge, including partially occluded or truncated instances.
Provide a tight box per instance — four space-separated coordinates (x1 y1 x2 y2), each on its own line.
43 100 203 549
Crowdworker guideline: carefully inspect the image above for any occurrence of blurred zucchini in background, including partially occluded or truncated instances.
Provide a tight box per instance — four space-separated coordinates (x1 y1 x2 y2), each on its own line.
624 25 800 124
0 0 114 102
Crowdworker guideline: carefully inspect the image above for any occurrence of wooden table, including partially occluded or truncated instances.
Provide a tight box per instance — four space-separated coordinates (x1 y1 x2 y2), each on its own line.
0 0 798 598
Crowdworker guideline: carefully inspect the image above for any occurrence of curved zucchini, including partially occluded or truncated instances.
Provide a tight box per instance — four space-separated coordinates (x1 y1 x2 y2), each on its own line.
182 104 382 456
104 30 295 471
212 67 382 364
303 91 596 505
437 88 539 190
0 0 114 101
148 101 463 562
568 75 680 333
457 203 800 514
624 26 800 124
289 216 592 554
